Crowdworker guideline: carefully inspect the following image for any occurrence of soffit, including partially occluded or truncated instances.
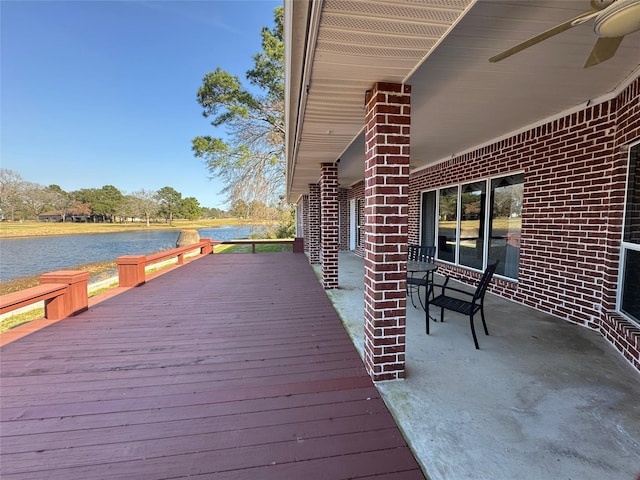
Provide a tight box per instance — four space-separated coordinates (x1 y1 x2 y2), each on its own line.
285 0 640 201
286 0 474 201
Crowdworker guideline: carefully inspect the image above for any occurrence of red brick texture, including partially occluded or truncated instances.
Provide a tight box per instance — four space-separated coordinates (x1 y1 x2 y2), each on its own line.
339 188 349 251
308 183 321 265
363 82 411 381
301 194 310 254
408 75 640 372
321 163 339 289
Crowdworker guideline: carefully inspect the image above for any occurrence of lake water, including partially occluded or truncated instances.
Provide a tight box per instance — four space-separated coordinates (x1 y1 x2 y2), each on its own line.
0 225 260 282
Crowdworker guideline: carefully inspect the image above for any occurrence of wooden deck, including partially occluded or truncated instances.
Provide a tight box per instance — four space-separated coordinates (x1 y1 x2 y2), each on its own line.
0 253 425 479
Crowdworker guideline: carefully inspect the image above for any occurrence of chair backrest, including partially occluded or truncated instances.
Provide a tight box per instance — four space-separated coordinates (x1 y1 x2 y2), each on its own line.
423 245 436 262
473 261 499 302
408 245 436 263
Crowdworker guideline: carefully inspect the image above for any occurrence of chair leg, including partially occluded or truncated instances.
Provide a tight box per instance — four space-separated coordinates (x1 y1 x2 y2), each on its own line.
440 307 445 323
428 272 435 301
469 314 480 349
425 306 430 335
417 284 425 310
409 289 417 308
480 307 489 335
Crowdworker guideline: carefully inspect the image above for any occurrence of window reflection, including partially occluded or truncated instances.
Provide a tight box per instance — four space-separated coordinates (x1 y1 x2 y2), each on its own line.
437 187 458 263
488 174 523 279
459 181 486 269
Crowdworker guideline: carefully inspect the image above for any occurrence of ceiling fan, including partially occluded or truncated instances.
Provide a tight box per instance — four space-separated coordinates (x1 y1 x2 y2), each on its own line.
489 0 640 67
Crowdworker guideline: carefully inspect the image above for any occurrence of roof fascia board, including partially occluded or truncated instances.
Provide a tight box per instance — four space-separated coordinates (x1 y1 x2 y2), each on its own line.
285 0 323 201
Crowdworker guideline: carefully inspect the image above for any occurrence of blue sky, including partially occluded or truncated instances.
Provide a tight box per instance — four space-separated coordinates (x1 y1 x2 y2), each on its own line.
1 0 281 209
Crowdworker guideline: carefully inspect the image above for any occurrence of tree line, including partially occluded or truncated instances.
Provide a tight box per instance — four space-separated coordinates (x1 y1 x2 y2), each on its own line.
0 168 280 225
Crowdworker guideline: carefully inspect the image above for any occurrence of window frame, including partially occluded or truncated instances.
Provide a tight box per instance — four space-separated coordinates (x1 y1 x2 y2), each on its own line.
617 139 640 325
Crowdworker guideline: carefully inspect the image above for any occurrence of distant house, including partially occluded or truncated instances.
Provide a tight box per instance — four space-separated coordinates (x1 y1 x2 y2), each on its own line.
38 211 64 222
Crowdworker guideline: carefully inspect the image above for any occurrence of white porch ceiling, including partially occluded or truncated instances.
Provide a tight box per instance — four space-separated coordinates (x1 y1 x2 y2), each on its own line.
285 0 640 202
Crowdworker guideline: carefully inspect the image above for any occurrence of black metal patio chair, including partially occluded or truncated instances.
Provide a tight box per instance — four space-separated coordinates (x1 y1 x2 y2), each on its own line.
406 245 436 308
426 261 499 349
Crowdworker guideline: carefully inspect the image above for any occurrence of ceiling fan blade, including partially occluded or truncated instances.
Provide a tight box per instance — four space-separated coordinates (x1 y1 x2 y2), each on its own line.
489 10 598 63
584 36 624 67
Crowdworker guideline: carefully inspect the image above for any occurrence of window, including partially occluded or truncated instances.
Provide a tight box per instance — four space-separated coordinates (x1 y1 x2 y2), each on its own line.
620 142 640 325
421 190 436 247
488 174 523 278
421 173 523 279
437 186 458 263
459 181 486 270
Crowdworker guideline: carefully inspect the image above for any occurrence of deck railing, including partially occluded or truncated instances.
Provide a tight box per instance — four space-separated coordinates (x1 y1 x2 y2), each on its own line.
0 271 90 320
116 238 214 287
217 237 304 254
0 237 304 323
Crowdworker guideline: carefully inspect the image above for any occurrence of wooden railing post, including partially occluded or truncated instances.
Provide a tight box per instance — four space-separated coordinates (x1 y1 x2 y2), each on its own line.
200 238 213 255
117 255 146 287
39 270 90 320
293 237 304 253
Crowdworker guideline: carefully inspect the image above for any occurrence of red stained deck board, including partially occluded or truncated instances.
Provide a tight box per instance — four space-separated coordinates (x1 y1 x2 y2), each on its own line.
1 253 424 479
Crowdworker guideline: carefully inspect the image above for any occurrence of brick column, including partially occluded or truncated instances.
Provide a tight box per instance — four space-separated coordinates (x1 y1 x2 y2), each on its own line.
308 183 321 264
321 163 339 289
302 194 310 253
338 188 349 251
363 82 411 381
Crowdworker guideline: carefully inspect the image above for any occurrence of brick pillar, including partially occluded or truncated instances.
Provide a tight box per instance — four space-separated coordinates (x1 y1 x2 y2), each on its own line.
321 163 339 289
302 194 310 253
308 183 321 264
338 188 349 251
363 82 411 381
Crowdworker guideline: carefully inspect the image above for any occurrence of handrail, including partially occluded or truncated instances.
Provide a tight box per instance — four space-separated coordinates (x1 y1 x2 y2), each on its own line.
219 238 304 253
0 284 67 316
146 239 213 267
117 239 213 287
0 270 90 321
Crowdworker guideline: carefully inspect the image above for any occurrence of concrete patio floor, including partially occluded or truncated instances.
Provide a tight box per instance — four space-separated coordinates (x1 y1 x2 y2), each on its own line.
319 252 640 480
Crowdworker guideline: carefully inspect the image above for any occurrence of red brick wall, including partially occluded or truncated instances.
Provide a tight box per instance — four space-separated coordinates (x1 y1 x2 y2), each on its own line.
363 82 411 381
602 77 640 371
409 75 640 372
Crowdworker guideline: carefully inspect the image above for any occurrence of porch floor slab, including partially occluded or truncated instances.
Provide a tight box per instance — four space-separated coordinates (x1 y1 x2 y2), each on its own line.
325 252 640 480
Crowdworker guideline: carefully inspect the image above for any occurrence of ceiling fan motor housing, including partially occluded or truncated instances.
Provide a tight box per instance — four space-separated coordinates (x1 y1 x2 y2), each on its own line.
591 0 616 10
593 0 640 37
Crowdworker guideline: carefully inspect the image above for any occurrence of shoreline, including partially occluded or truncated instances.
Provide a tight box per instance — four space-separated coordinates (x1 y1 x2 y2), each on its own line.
1 261 119 296
0 218 274 239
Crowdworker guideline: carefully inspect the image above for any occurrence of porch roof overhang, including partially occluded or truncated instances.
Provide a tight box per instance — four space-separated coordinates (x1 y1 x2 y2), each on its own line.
284 0 640 203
